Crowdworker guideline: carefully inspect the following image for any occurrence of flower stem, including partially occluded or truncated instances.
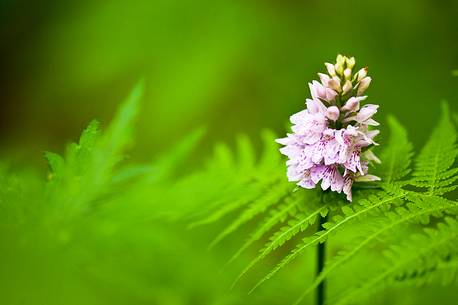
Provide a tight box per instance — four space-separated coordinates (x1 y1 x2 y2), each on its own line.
316 194 328 305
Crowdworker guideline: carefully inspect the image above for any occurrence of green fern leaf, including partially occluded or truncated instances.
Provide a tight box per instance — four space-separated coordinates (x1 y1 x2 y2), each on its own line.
146 128 205 182
232 191 325 287
250 189 406 292
258 130 281 171
189 131 286 228
377 116 413 183
44 152 65 180
44 83 143 216
410 103 458 195
226 192 302 265
209 181 293 248
332 216 458 305
236 134 257 173
93 81 144 184
65 120 102 175
295 193 458 304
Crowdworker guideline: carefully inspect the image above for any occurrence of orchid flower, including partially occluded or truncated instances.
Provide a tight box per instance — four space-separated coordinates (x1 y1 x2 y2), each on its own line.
276 55 381 201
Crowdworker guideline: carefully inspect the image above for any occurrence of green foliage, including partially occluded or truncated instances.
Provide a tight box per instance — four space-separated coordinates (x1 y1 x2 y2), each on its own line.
233 191 327 289
191 105 458 304
331 217 458 305
377 115 413 184
410 103 458 195
0 82 457 305
43 82 143 223
0 83 215 305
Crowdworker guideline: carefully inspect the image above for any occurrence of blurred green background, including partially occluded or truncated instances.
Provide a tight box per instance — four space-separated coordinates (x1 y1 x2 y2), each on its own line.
0 0 457 304
1 0 457 162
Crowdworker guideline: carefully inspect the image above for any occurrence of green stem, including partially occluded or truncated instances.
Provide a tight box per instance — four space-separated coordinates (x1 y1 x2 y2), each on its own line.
316 193 328 305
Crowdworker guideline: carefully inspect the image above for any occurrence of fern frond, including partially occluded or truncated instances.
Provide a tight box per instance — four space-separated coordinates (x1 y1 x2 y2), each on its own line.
188 172 283 227
190 131 281 218
417 256 458 285
92 81 143 186
235 134 257 174
377 116 413 183
410 103 458 195
99 81 143 157
232 191 325 287
44 152 65 180
210 142 236 171
188 130 287 228
44 83 143 219
208 181 293 249
388 255 458 288
250 189 406 292
226 191 302 265
187 106 456 298
258 130 282 171
332 216 458 305
295 193 458 304
65 120 102 175
145 127 205 182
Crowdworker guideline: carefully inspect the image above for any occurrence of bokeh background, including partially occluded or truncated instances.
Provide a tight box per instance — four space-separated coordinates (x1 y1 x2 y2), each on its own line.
1 0 457 162
0 0 457 304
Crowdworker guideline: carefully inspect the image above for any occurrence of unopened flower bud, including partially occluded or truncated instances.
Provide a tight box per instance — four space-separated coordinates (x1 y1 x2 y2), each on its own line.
341 96 366 112
343 68 352 80
336 54 345 66
327 76 341 92
356 67 368 81
335 63 344 75
342 80 352 95
357 77 371 96
309 81 337 102
318 73 330 86
346 57 355 69
326 106 340 121
354 174 381 182
363 150 381 164
325 63 336 76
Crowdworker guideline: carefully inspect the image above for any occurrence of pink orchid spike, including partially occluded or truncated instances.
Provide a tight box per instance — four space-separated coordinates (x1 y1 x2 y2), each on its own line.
277 54 381 202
